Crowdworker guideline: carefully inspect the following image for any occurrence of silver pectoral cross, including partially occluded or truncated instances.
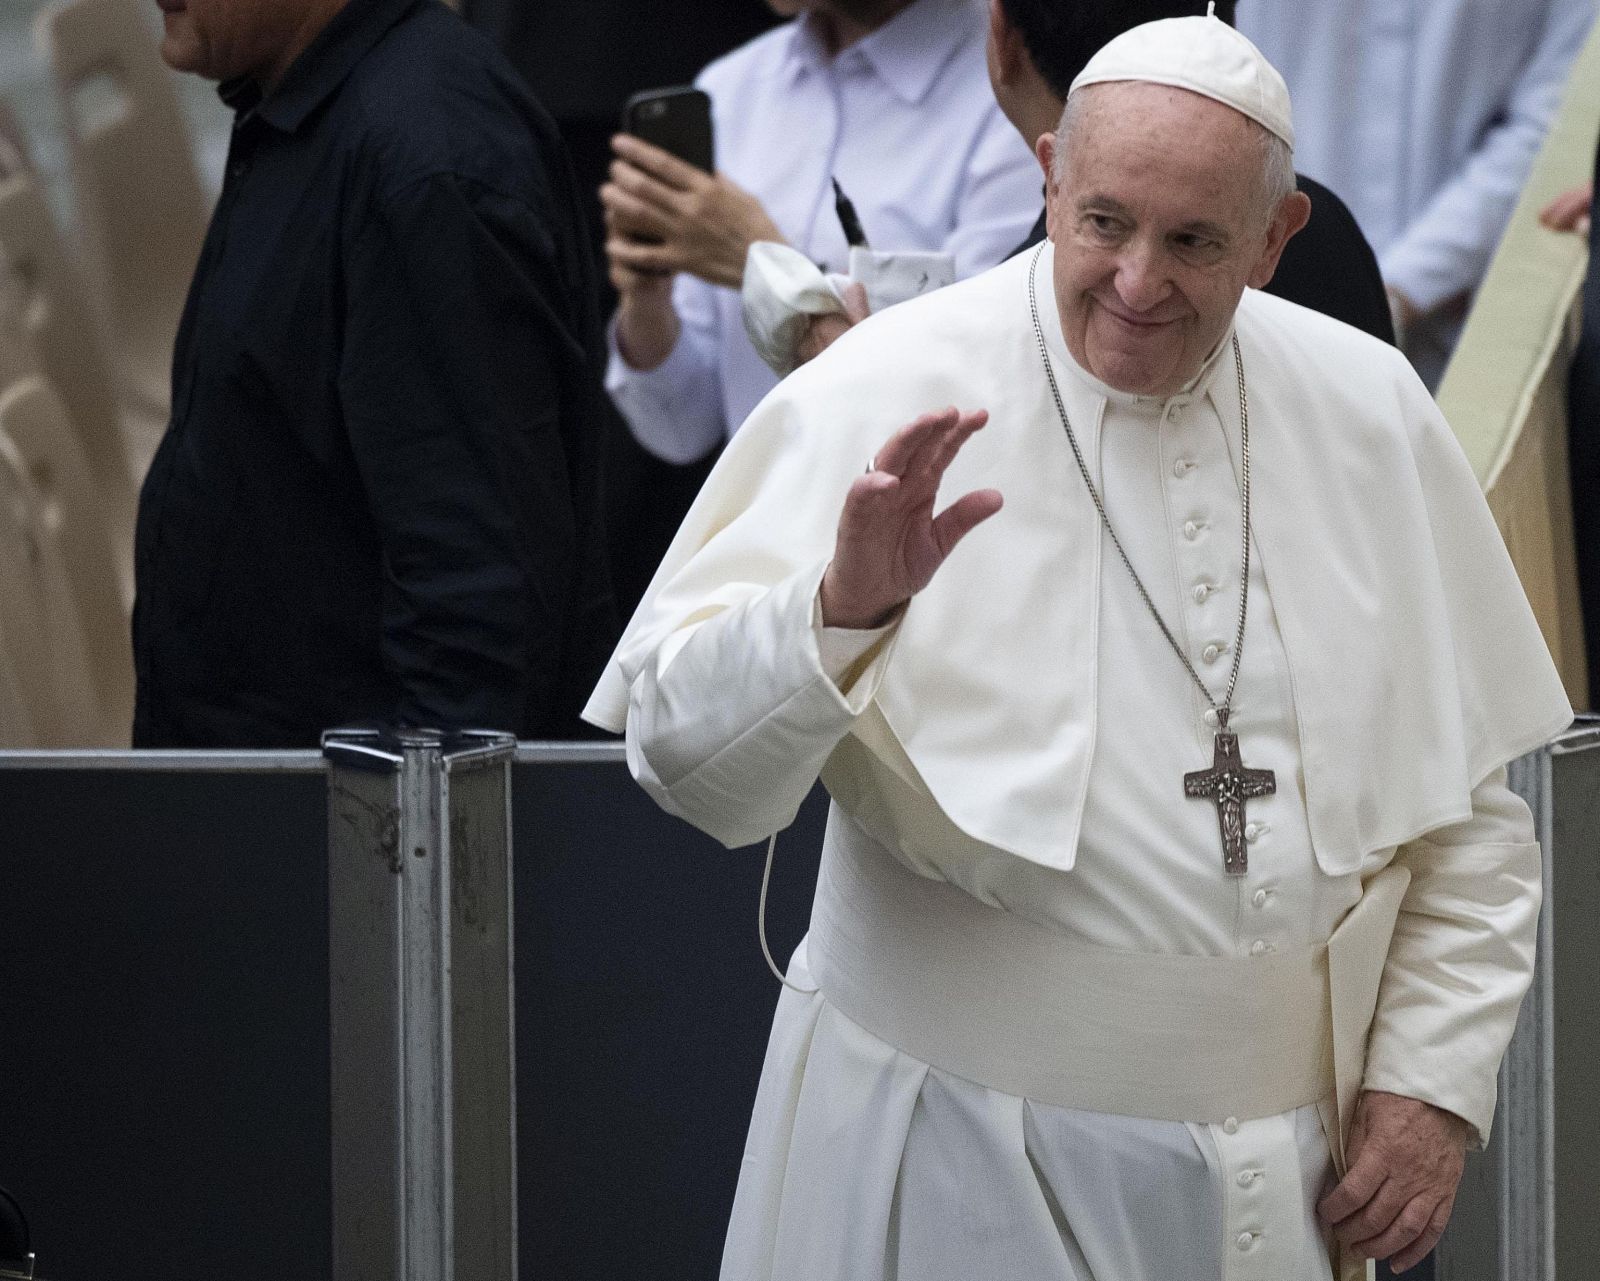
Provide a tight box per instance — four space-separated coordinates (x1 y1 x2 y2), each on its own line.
1184 728 1277 875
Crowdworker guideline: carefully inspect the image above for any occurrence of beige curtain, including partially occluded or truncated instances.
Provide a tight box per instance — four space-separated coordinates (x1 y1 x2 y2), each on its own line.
1437 19 1600 711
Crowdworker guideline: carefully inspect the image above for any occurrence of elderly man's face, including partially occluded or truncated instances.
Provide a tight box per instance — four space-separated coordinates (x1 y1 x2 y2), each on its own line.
155 0 322 84
1042 82 1305 398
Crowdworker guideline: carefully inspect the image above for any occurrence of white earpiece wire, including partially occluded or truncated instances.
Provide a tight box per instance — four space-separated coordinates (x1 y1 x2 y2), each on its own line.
758 830 815 994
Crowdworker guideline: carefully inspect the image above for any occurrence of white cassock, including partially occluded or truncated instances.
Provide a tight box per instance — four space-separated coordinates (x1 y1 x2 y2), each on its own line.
584 243 1573 1281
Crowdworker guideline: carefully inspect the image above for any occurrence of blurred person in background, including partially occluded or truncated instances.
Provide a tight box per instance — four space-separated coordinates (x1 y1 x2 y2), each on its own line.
1237 0 1595 388
762 0 1395 377
1543 166 1599 701
601 0 1041 468
133 0 615 748
470 0 782 618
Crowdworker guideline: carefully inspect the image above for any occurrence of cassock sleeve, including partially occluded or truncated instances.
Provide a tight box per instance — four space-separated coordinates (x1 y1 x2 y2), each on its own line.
1360 767 1541 1147
623 560 901 848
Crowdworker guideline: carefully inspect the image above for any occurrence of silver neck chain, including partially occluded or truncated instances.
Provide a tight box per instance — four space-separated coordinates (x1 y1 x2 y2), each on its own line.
1027 243 1254 729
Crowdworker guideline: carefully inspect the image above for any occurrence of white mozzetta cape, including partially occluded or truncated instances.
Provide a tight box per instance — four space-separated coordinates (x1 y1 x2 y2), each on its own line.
585 247 1571 877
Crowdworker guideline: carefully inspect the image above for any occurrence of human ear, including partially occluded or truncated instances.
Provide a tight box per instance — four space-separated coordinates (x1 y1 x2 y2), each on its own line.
1247 190 1311 289
1037 132 1060 240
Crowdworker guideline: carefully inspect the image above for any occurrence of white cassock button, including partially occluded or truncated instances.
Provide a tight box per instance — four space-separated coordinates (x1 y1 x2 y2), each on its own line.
1202 643 1223 664
1222 1116 1239 1134
1166 404 1182 423
1237 1232 1256 1251
1173 459 1195 478
1245 822 1262 842
1238 1170 1259 1187
1250 939 1269 956
1203 708 1220 728
1252 889 1268 908
1193 582 1212 603
1184 520 1201 540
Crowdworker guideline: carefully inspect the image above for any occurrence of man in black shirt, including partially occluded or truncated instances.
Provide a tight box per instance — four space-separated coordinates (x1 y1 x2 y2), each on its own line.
992 0 1395 343
135 0 615 747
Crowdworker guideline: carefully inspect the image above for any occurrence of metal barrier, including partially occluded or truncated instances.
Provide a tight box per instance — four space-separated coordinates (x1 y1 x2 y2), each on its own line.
324 730 517 1281
1435 720 1600 1281
0 728 1594 1280
0 737 825 1280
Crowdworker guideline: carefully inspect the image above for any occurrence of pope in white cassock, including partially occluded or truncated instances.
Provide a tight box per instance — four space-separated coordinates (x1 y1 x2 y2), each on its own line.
585 14 1573 1281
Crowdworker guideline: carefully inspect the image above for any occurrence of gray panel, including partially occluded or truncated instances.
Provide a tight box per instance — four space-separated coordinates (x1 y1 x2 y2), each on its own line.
1551 742 1600 1276
328 758 405 1279
445 761 516 1281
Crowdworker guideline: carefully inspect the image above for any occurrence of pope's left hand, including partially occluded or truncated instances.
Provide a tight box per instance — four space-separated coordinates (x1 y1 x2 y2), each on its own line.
1318 1090 1470 1274
601 135 785 289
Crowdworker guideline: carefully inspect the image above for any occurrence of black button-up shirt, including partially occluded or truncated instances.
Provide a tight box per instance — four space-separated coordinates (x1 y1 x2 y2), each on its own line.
133 0 615 747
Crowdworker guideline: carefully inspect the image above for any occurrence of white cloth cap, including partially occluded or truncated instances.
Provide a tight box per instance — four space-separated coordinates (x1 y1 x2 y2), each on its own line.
1068 6 1294 150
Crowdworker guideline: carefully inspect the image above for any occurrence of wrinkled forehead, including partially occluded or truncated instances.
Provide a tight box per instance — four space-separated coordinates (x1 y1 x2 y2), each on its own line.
1063 83 1266 188
1069 80 1265 151
1057 84 1272 232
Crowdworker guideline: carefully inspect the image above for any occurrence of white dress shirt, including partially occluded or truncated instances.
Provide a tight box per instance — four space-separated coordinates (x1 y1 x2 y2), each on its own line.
1238 0 1594 379
605 0 1041 464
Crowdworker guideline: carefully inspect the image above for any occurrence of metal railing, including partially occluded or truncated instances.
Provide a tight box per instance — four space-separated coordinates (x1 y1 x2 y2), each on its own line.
0 726 1595 1280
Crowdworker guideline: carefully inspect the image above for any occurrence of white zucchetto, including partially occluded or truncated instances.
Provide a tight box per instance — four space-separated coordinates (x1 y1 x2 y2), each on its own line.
1068 3 1295 150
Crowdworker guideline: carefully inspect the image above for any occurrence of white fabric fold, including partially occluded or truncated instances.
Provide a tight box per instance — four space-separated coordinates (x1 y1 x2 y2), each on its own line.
742 243 851 378
741 241 956 377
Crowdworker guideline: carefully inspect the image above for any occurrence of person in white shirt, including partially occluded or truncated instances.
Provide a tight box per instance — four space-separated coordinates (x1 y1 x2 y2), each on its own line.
600 0 1041 464
1237 0 1595 387
587 14 1571 1280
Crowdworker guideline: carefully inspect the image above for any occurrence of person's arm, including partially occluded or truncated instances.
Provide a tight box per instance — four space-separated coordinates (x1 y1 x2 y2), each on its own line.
1318 768 1539 1270
624 561 899 847
1382 0 1594 313
604 267 728 465
1363 768 1541 1147
339 172 592 732
622 409 999 845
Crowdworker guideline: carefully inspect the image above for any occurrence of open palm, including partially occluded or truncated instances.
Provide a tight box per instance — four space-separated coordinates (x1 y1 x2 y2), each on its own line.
819 408 1003 630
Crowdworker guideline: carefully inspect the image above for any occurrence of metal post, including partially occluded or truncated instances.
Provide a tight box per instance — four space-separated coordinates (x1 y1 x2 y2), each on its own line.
1435 721 1600 1280
324 728 518 1281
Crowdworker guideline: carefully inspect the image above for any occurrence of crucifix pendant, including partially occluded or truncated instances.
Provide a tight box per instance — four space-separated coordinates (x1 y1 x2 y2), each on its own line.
1184 723 1276 876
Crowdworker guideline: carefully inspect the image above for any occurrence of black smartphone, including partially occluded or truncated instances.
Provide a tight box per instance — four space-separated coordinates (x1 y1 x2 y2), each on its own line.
622 86 715 173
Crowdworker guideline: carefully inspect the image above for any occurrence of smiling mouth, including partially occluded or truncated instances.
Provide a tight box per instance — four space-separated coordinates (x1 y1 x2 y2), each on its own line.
1095 299 1179 331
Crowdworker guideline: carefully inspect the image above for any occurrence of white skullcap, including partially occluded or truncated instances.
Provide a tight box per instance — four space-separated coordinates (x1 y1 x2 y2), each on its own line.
1068 3 1294 150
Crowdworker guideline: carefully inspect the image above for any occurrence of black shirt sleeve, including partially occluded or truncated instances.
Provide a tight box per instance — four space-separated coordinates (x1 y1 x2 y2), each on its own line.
339 170 590 733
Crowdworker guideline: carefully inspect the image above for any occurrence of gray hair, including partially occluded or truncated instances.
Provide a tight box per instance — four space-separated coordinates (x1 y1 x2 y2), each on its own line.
1056 88 1298 228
